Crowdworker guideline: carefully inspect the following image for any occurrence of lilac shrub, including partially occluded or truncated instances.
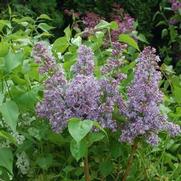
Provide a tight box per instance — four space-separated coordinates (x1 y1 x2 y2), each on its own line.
33 42 180 145
33 43 124 132
120 47 181 145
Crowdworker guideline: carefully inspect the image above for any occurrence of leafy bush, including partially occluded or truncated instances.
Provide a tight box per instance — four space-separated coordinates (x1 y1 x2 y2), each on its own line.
0 2 180 181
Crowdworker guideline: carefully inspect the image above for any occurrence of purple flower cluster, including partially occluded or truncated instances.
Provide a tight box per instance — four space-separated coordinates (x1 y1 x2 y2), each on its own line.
112 42 127 57
81 12 102 37
66 74 101 121
35 44 124 132
33 42 180 145
80 5 134 41
120 47 181 145
169 0 181 11
101 42 127 79
32 42 56 74
36 70 68 132
72 45 95 75
111 14 134 42
82 12 101 29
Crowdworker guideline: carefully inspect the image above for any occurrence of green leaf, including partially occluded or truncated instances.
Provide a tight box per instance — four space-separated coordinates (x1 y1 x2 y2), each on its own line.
0 20 11 32
110 141 123 158
95 20 110 29
169 26 177 42
0 148 13 175
88 132 105 147
161 29 168 38
173 86 181 103
0 101 19 131
156 20 167 27
161 63 175 75
36 155 53 170
0 93 4 105
36 32 53 38
137 34 149 44
0 130 16 144
110 21 118 30
70 139 87 161
15 88 38 110
37 14 52 20
68 118 93 142
38 23 54 32
4 51 23 73
0 42 9 57
99 160 113 177
119 34 140 51
71 36 82 46
8 5 12 16
64 26 71 41
95 31 104 39
52 37 69 53
159 104 171 115
93 121 108 138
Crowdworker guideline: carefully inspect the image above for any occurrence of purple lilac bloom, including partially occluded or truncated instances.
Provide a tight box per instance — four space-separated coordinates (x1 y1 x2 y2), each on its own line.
82 12 101 29
112 42 127 56
35 43 125 132
120 47 181 145
101 42 127 74
32 42 56 74
81 12 102 37
169 0 181 11
72 45 95 76
66 74 101 121
36 70 68 132
169 18 179 25
111 13 134 42
100 44 127 131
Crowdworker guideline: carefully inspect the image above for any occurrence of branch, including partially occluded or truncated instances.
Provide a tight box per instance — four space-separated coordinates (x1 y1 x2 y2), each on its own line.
122 141 138 181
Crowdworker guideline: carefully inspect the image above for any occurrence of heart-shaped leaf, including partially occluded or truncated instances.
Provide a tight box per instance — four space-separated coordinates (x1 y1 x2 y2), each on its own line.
68 118 93 142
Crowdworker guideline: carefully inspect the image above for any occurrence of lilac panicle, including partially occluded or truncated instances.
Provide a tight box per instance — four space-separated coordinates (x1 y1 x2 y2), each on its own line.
169 0 181 11
120 47 181 145
72 45 95 76
36 69 68 132
66 74 101 121
111 13 134 42
81 12 102 37
32 42 56 74
82 12 101 29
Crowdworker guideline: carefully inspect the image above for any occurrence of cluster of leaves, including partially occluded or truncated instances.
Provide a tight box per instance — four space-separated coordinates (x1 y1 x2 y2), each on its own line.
0 5 180 181
153 0 181 74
